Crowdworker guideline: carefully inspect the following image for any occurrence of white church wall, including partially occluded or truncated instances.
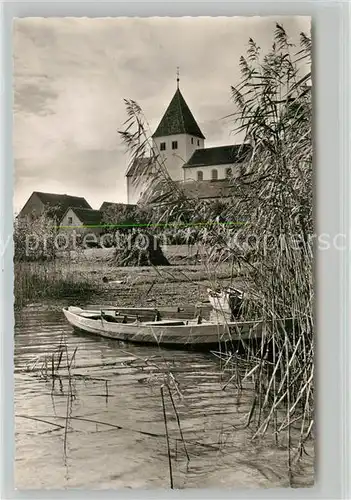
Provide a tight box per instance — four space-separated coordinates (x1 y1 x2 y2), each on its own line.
185 135 205 163
153 134 204 181
183 163 241 182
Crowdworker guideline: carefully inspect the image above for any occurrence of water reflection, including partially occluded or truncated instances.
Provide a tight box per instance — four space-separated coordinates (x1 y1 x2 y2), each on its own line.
15 307 314 489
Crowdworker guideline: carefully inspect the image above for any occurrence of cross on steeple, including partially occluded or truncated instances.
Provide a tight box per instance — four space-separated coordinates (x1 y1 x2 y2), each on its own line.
176 67 180 89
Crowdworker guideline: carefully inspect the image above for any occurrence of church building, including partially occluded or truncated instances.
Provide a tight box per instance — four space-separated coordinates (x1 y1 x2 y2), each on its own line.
125 78 251 205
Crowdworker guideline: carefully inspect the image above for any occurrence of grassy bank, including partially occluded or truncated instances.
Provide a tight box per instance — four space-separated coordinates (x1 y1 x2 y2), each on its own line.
14 256 238 310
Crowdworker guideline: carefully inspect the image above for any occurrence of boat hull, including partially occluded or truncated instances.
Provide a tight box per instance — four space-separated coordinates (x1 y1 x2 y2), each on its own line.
63 307 263 347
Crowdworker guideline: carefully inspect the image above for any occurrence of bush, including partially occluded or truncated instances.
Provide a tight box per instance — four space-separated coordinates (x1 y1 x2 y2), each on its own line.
14 212 57 262
112 230 170 266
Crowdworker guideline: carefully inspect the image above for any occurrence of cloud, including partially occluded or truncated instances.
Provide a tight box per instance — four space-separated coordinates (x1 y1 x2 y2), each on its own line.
13 16 311 212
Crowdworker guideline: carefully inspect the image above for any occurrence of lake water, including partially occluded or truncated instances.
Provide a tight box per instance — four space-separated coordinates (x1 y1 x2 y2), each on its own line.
14 306 314 489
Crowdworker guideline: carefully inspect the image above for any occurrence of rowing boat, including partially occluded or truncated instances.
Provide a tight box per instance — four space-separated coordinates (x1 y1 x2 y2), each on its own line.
63 306 264 347
66 305 160 320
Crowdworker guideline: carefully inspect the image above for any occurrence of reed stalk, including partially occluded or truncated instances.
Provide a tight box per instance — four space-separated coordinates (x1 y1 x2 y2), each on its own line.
167 385 189 462
160 386 174 489
118 22 313 471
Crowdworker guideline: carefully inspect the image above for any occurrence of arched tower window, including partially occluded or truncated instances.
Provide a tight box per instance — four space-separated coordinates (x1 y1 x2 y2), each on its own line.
197 171 203 181
211 169 218 180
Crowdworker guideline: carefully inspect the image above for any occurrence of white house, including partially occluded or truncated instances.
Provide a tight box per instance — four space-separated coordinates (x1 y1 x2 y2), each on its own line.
59 207 102 235
125 82 251 204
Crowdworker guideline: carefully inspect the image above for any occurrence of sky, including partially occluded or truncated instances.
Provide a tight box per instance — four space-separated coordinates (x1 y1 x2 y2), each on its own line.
13 16 311 212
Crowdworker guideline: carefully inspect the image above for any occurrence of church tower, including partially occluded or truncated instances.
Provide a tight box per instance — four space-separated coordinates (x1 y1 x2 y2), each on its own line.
152 75 205 181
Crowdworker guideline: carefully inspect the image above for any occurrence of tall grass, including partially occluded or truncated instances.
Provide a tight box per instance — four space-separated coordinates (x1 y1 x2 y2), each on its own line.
118 23 313 475
223 27 313 465
14 262 98 308
14 210 101 308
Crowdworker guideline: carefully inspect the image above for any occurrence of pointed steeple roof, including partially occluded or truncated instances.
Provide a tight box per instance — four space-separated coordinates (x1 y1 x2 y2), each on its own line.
152 88 205 139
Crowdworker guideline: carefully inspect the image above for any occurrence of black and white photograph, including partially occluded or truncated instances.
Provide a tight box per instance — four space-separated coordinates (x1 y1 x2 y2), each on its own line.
13 16 313 489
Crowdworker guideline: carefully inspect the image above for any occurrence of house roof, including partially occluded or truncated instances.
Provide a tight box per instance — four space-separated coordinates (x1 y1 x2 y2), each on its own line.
152 88 205 139
100 201 137 211
126 157 154 178
183 144 252 168
63 207 102 226
140 179 234 205
177 180 233 199
29 191 92 219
